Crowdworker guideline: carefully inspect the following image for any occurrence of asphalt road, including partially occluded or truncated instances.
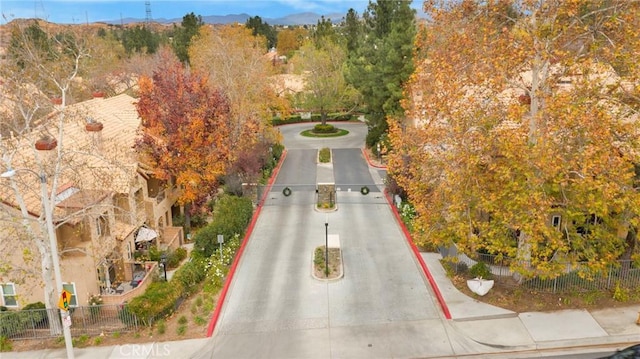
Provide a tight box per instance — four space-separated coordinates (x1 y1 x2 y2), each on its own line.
197 122 451 358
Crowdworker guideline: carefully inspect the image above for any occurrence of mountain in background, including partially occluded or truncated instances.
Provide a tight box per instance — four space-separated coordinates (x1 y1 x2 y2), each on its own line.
108 12 347 26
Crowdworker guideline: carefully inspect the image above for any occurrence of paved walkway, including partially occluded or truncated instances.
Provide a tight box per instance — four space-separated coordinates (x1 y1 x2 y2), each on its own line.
422 252 639 356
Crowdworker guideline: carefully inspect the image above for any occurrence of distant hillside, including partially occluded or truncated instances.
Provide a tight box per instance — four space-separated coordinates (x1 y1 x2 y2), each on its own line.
107 12 346 26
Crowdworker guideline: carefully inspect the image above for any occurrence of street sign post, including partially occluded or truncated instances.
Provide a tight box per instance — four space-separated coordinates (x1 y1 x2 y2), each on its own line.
217 234 224 261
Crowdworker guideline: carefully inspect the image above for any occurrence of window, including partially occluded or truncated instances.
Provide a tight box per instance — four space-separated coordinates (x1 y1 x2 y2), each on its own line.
96 215 110 236
551 215 561 229
1 283 18 307
62 283 78 307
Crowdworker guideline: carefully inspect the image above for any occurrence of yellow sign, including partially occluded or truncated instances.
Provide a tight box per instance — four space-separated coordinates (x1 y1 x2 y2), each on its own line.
58 289 72 311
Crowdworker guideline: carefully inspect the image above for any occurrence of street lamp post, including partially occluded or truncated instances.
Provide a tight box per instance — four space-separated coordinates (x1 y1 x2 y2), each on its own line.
325 216 329 278
1 168 75 359
160 253 167 281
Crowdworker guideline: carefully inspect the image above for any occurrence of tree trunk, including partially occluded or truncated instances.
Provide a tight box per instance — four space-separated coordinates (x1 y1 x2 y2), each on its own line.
620 227 636 277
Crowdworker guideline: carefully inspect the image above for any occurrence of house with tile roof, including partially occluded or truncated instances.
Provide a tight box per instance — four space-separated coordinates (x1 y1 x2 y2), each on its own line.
0 93 184 308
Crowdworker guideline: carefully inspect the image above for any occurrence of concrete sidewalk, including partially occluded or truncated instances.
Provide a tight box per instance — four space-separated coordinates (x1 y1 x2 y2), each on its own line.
422 252 640 355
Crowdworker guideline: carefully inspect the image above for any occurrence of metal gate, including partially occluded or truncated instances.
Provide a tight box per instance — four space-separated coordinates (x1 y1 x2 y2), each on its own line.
248 183 388 207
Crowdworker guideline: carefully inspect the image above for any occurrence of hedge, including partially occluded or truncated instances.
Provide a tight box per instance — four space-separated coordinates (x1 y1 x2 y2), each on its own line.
126 281 183 326
271 112 354 126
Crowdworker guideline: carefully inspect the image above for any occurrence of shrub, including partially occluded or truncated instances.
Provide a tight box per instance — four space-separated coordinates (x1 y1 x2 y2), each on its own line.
148 245 162 262
20 302 48 327
118 305 137 327
171 258 206 296
88 295 103 322
469 262 492 279
167 247 188 269
313 124 336 134
22 302 45 310
0 311 22 337
613 281 629 302
194 195 253 257
177 325 187 336
156 319 166 335
178 315 187 325
270 143 284 162
127 282 182 326
0 335 11 352
73 334 90 348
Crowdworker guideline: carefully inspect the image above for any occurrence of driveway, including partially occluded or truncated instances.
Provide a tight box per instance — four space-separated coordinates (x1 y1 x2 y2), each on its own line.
197 123 454 358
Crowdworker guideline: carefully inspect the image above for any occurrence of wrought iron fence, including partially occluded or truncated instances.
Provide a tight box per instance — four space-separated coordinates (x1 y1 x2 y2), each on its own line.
447 252 640 293
0 304 139 340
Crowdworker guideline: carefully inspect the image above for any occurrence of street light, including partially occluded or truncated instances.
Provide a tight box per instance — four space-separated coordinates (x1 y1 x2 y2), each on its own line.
1 168 75 359
325 215 329 278
160 253 167 281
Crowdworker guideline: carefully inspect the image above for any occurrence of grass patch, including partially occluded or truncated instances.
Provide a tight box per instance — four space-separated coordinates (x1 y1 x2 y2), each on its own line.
319 148 331 163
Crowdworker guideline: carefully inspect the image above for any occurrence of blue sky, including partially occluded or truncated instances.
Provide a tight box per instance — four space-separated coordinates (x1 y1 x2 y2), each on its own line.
0 1 423 24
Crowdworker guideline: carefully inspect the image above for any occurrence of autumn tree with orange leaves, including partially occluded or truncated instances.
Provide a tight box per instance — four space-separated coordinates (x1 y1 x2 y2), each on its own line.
389 0 640 278
135 50 232 212
188 24 285 193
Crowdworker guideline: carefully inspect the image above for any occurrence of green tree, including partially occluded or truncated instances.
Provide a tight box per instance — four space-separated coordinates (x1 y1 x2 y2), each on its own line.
312 16 338 48
172 12 203 63
245 16 277 50
120 25 160 55
346 0 416 147
342 8 362 55
292 41 359 125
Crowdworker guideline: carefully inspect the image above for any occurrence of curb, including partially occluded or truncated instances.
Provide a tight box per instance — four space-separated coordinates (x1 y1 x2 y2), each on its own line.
310 247 344 282
206 150 288 337
361 147 387 169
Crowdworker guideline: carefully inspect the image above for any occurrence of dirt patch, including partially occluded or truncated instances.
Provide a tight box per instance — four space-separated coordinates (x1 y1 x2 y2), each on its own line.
448 271 640 313
313 247 342 280
9 289 218 353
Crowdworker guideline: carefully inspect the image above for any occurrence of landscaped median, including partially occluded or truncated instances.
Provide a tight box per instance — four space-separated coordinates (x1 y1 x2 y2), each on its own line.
311 234 343 281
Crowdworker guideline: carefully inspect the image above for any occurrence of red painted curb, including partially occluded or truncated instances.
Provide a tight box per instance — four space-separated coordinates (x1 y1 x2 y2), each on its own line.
361 147 387 169
206 150 288 337
384 190 452 320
